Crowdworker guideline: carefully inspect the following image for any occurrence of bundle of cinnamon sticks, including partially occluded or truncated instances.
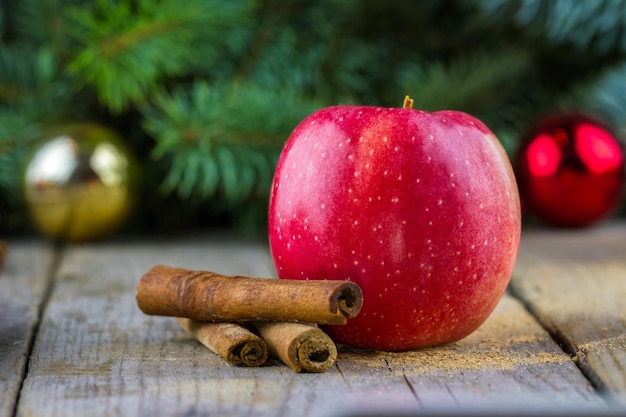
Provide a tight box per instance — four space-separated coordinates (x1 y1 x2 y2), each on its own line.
136 265 363 373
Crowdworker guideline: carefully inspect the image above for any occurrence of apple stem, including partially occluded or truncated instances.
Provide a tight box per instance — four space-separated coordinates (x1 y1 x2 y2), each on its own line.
403 95 414 109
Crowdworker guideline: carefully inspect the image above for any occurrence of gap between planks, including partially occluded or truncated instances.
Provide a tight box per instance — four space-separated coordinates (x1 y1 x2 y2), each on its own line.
11 243 65 417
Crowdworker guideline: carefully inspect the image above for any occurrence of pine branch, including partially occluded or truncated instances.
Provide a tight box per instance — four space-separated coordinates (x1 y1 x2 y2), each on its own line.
472 0 626 55
559 62 626 132
398 49 530 110
141 81 321 204
0 45 56 103
65 0 251 113
0 105 49 230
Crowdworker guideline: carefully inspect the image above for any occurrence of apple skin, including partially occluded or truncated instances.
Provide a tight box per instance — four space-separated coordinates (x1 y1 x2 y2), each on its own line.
268 103 521 351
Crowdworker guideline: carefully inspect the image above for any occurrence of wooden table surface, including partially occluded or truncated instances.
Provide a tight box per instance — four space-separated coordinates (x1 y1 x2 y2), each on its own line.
2 222 626 417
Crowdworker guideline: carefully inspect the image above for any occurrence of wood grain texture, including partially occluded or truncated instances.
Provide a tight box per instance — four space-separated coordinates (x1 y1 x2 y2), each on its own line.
0 241 55 417
14 234 608 416
512 222 626 404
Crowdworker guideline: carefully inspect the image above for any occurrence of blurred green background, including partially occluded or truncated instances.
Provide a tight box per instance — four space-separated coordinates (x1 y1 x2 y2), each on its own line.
1 0 626 238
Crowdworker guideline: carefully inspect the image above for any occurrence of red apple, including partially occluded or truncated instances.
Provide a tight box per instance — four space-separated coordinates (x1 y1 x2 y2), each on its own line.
268 97 521 351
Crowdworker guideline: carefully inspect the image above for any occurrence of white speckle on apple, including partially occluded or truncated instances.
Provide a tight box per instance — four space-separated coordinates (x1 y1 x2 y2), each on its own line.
416 178 421 184
391 197 399 203
348 154 354 160
397 174 402 180
383 170 389 176
394 146 399 152
354 261 359 266
383 136 389 143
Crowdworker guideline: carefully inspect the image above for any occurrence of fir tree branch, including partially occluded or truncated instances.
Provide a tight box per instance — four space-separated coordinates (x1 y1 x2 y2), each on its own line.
472 0 626 55
65 0 250 113
141 81 320 203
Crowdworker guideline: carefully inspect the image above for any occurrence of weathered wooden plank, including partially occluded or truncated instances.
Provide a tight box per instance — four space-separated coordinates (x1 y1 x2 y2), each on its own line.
0 240 55 417
16 235 608 416
335 294 605 412
512 222 626 405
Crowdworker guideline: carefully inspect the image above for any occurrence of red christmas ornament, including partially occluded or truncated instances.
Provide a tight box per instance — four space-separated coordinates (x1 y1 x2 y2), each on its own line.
515 112 625 227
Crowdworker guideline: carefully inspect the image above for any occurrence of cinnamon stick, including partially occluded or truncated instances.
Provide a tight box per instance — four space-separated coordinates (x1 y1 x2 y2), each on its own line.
0 240 5 267
136 265 362 325
253 322 338 373
176 318 268 367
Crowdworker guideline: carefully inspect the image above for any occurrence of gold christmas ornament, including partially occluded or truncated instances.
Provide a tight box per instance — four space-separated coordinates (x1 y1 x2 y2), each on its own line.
23 123 138 242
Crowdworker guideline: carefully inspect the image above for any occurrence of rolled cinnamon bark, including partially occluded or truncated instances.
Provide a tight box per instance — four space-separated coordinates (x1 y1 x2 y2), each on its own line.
136 265 362 325
176 318 268 367
253 322 338 373
0 240 5 267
